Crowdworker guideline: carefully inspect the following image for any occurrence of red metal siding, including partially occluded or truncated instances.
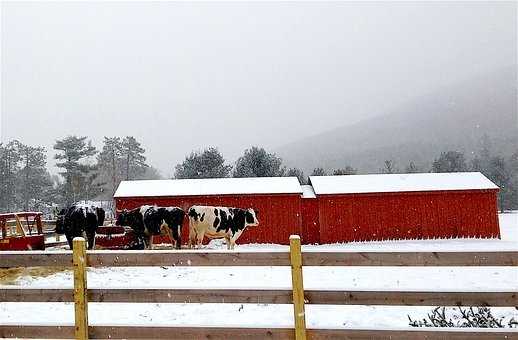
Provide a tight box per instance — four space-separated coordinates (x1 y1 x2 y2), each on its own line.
318 190 500 243
115 194 302 245
301 199 320 244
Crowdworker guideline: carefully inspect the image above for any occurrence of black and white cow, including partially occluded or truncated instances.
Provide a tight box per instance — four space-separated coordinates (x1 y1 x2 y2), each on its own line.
187 205 259 250
55 204 106 250
115 205 185 249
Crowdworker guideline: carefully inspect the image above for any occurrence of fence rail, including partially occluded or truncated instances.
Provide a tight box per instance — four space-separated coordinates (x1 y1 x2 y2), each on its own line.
1 250 517 268
1 237 517 339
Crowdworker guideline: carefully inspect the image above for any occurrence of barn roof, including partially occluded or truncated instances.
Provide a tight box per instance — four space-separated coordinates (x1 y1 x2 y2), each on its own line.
114 177 303 198
309 172 499 195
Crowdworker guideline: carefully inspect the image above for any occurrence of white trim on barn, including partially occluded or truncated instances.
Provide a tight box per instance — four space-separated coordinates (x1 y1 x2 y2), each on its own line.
114 177 303 198
309 172 499 195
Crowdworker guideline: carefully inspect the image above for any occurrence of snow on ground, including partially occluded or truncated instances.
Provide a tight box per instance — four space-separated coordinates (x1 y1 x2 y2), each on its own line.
2 212 518 330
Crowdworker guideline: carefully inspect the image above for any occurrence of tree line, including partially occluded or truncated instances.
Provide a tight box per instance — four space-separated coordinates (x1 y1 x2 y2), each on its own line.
175 139 518 211
1 135 516 213
0 135 156 213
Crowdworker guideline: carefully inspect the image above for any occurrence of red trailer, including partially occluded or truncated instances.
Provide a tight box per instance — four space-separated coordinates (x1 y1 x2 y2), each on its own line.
309 172 500 243
114 177 303 245
0 212 45 251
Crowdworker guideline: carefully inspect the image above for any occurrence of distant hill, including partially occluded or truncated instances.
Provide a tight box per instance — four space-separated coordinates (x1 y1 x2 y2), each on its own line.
276 67 518 173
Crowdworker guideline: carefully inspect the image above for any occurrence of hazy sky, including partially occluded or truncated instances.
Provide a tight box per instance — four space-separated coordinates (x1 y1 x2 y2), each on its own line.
1 1 516 177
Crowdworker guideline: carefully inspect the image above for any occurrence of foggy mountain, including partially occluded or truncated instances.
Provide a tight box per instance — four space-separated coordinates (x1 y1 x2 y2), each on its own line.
276 67 518 173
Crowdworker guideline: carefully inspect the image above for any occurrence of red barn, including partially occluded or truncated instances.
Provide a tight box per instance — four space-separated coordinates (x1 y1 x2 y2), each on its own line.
114 177 303 244
309 172 500 243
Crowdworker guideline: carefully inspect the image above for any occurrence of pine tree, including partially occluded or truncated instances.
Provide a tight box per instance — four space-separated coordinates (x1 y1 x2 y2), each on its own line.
311 167 326 176
405 161 420 173
286 167 306 184
54 136 97 205
97 137 123 195
431 151 467 173
333 166 357 175
383 160 398 174
0 141 21 212
175 147 232 179
233 146 285 178
15 142 52 211
487 156 512 211
120 136 147 180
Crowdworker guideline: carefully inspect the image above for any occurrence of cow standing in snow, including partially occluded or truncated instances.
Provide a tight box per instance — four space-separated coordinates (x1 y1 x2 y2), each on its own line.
187 205 259 250
55 204 106 250
116 205 185 249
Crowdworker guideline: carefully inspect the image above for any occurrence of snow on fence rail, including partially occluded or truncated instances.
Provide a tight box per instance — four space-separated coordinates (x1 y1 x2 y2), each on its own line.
0 236 517 340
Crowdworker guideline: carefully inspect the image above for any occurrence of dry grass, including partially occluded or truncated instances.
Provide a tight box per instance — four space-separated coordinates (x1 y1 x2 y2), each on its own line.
0 267 68 285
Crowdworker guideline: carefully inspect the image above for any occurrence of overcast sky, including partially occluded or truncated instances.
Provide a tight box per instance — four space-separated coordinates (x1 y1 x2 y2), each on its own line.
1 1 516 177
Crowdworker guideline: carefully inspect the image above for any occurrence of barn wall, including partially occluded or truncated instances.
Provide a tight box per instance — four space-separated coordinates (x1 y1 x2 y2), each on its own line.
115 194 302 245
301 199 320 244
317 190 500 243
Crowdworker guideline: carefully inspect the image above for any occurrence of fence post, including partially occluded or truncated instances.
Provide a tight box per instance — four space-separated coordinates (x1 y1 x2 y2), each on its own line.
289 235 307 340
73 237 89 340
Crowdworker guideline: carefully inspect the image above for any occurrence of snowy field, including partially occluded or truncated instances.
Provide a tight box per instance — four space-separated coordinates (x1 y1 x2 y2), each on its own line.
1 212 517 331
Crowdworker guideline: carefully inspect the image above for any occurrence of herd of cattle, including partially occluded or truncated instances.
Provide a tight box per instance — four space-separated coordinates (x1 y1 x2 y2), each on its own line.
55 203 259 250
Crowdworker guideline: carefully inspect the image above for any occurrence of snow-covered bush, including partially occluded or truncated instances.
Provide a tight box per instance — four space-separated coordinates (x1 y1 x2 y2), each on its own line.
408 306 518 328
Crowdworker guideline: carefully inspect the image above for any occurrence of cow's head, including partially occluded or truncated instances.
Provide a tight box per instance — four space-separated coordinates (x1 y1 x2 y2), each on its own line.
245 208 259 227
55 209 67 234
115 209 129 226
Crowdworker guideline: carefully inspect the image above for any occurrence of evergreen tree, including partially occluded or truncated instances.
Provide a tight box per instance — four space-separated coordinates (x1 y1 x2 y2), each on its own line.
16 142 52 211
0 141 21 212
97 137 123 195
233 146 285 177
383 160 398 174
405 161 420 173
175 147 232 179
54 136 97 205
487 156 512 211
333 166 357 175
311 167 326 176
431 151 468 173
121 136 147 180
286 167 306 184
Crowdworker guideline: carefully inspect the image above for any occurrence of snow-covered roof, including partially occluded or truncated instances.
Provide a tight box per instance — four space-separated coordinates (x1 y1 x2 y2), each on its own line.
114 177 303 198
309 172 499 195
301 185 316 198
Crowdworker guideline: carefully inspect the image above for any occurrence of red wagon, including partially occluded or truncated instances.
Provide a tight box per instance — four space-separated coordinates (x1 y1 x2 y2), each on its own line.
0 212 46 251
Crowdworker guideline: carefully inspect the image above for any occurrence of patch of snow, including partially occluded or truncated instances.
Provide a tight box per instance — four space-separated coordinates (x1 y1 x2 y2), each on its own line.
114 177 302 198
310 172 498 194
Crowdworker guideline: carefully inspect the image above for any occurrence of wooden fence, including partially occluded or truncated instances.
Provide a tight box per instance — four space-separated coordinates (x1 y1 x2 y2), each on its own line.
0 236 517 339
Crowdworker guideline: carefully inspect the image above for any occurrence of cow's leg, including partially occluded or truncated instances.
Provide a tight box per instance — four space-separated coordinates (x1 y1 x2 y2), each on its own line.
188 222 196 249
171 226 181 250
86 229 96 250
149 235 154 250
225 236 231 250
229 230 243 251
65 234 74 250
196 232 204 249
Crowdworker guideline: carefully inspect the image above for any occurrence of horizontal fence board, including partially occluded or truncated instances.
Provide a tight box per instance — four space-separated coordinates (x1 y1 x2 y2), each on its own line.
89 288 293 304
2 287 516 307
0 251 72 268
86 251 292 267
307 329 518 340
0 288 73 302
304 290 518 307
0 325 516 340
90 326 294 339
302 251 518 266
1 250 517 268
0 325 74 339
